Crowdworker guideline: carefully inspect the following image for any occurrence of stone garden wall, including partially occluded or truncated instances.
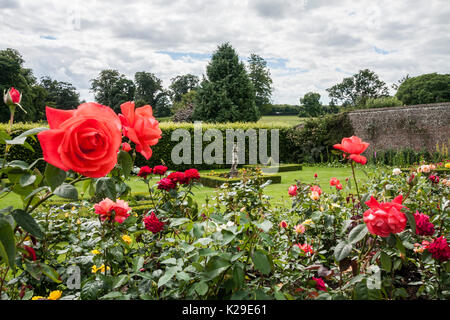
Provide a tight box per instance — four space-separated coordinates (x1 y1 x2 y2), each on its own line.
346 102 450 154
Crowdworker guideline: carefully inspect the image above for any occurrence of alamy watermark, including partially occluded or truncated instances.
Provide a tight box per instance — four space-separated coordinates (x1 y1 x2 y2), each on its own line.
170 122 280 173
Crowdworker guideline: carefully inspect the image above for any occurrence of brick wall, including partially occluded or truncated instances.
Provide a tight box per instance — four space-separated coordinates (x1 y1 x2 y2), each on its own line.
346 102 450 154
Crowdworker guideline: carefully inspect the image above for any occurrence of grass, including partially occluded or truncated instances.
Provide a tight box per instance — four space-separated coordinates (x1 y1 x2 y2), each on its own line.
258 115 307 126
0 165 372 210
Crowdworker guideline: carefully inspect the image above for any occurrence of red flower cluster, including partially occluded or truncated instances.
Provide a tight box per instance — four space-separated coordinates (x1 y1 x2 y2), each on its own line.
94 198 131 224
157 178 177 190
413 211 435 236
427 236 450 262
363 195 407 237
329 177 343 190
428 175 440 184
158 169 200 190
153 165 168 175
333 136 370 165
143 212 164 234
312 277 327 291
294 243 314 254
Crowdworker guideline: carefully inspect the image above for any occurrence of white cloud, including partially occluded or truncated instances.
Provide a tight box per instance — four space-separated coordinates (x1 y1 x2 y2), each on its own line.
0 0 449 105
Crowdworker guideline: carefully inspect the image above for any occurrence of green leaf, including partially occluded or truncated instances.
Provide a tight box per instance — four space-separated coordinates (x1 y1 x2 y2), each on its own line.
44 164 67 191
0 216 16 269
169 218 190 227
81 280 103 300
348 224 368 244
380 252 392 272
5 127 48 145
11 209 44 239
54 183 78 200
232 264 244 289
117 151 132 178
40 262 62 283
100 291 124 300
395 235 406 257
405 212 416 234
24 186 50 201
194 281 208 296
255 220 273 233
157 266 180 287
251 250 271 275
334 240 353 261
19 173 36 187
132 256 144 274
95 177 116 201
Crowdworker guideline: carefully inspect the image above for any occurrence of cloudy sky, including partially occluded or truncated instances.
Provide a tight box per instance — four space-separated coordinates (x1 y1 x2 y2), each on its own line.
1 0 449 105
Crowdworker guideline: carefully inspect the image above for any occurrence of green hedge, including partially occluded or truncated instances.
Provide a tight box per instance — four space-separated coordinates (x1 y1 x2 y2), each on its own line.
199 174 282 188
243 163 302 172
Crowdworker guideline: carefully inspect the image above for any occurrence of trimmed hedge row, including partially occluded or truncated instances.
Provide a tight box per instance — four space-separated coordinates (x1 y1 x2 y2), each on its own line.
243 163 302 172
199 174 282 188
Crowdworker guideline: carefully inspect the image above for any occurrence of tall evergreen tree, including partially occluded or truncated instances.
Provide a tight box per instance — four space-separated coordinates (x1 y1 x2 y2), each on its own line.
247 53 273 113
193 43 260 122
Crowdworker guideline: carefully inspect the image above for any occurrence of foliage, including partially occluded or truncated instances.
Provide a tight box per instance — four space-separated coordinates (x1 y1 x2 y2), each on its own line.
90 69 135 113
171 90 197 122
284 113 354 163
395 73 450 105
169 74 199 103
298 92 323 117
327 69 390 108
193 43 260 123
40 76 80 110
247 54 273 114
266 104 300 115
363 96 403 109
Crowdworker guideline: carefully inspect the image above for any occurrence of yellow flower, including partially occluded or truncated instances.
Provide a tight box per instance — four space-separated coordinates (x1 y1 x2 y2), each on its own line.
76 219 81 225
47 290 62 300
319 206 324 212
24 236 30 241
64 212 69 218
32 296 46 300
92 264 110 273
71 206 76 211
122 235 132 245
445 163 450 168
302 219 314 226
91 249 101 255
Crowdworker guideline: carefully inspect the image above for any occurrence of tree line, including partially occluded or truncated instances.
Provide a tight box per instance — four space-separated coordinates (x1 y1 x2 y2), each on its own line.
1 45 449 123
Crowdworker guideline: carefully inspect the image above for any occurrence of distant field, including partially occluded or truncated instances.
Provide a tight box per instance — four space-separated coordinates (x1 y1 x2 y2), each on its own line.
258 115 306 126
156 115 307 126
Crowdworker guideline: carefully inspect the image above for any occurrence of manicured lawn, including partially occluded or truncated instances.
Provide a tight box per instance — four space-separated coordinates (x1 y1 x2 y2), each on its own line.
258 115 307 126
0 165 373 210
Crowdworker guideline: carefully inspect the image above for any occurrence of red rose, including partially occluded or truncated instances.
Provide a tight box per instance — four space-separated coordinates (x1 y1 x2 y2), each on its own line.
333 136 369 165
310 185 322 195
363 195 407 237
153 165 168 175
329 177 339 186
279 221 288 228
288 185 297 196
4 87 22 105
24 245 36 261
414 211 435 236
294 243 314 254
37 103 122 178
94 198 131 224
157 178 177 190
312 277 327 292
427 236 450 262
121 142 131 152
138 166 153 179
184 168 200 182
167 171 188 184
336 183 343 190
119 101 162 160
143 212 164 234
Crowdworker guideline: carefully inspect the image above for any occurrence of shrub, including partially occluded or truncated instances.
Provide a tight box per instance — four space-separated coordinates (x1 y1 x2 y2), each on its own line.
364 96 403 109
